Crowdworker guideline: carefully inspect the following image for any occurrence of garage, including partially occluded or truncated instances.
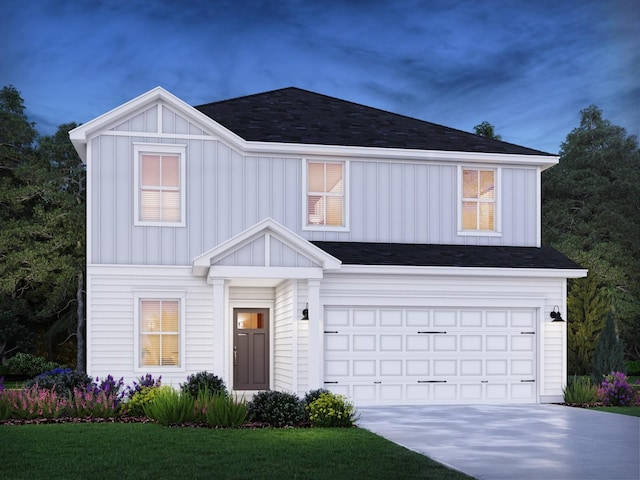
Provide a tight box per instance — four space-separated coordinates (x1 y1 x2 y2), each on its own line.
323 306 537 405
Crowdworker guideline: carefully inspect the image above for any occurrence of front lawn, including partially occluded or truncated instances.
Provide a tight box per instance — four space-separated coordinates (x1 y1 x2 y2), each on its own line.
0 423 472 480
591 406 640 417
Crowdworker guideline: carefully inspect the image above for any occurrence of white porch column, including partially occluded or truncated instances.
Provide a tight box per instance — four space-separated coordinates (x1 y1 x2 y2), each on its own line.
307 279 322 389
211 278 227 381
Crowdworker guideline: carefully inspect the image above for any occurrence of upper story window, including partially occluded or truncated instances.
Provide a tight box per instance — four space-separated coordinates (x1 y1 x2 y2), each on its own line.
134 144 186 227
304 160 347 230
459 167 500 234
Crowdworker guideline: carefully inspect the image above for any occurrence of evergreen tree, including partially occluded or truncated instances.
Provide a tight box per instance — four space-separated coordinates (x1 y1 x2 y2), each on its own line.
543 105 640 360
591 313 626 382
567 273 609 374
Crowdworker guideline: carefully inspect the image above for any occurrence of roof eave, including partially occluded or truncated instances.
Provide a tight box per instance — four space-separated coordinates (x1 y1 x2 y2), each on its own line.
336 265 587 278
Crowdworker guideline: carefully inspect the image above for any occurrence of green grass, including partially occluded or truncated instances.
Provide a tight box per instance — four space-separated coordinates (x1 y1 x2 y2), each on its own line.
591 406 640 417
0 423 472 480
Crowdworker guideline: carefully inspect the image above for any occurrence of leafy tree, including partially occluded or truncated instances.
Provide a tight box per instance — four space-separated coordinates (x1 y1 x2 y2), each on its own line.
0 86 85 369
543 105 640 360
591 313 626 382
567 273 609 374
473 121 502 140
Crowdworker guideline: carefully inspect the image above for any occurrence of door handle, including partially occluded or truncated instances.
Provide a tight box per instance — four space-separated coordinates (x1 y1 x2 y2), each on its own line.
234 346 237 366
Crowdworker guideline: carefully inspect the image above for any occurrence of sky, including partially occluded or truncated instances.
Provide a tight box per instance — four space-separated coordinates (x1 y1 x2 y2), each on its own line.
1 0 638 154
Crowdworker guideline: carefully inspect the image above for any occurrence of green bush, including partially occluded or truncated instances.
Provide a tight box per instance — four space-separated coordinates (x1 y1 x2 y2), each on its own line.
591 313 626 383
4 353 63 378
125 385 163 417
181 371 227 398
626 360 640 376
307 392 358 428
563 375 598 404
24 368 92 397
197 391 247 427
247 390 305 427
143 387 195 426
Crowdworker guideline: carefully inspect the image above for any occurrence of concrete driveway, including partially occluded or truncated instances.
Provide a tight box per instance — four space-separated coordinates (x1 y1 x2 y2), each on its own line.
357 404 640 480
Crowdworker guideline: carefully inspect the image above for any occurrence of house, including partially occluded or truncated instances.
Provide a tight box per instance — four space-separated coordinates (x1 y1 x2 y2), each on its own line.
69 87 586 405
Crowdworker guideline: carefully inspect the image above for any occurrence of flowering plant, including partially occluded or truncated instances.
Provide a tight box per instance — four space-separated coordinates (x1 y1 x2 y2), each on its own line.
306 392 358 428
596 372 638 406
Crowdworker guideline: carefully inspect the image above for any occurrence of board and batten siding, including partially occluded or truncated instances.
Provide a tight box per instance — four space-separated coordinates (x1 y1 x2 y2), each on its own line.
319 272 567 402
89 106 541 266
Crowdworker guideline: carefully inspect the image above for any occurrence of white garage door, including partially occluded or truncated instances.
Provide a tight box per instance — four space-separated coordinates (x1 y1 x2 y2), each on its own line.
324 307 537 405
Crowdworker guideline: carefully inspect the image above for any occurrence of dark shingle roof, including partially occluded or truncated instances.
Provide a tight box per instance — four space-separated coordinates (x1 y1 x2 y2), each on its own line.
195 87 552 156
311 242 582 269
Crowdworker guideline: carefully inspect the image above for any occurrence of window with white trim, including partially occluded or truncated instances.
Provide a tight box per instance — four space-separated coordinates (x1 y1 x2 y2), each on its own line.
134 144 186 226
305 160 346 228
135 294 184 369
460 167 498 232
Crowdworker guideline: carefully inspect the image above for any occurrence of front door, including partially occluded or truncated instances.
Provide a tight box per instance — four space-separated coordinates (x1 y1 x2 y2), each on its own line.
233 308 269 390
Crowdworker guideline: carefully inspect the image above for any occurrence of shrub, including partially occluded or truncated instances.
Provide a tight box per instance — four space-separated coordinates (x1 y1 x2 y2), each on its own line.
143 387 195 426
181 371 227 399
125 386 162 417
4 353 63 378
0 376 4 393
563 375 597 404
626 360 640 376
303 388 331 407
197 391 247 428
24 368 93 397
597 372 636 406
0 392 11 420
591 314 626 383
306 392 358 428
124 374 162 401
247 390 305 427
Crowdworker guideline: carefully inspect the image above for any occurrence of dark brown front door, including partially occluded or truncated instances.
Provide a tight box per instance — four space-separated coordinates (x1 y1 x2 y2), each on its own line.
233 308 269 390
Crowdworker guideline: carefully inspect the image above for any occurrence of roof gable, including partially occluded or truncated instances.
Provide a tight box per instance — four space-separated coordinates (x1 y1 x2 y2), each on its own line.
196 87 552 156
193 218 342 276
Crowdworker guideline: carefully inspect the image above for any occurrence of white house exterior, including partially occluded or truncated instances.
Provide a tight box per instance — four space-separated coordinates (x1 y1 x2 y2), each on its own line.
70 87 586 405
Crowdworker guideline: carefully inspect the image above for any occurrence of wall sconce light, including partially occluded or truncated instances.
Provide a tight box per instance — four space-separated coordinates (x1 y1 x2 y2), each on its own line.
550 305 564 322
301 303 309 321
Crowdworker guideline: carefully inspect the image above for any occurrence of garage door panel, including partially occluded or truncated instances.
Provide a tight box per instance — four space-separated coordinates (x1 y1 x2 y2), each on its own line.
406 335 429 351
324 307 537 405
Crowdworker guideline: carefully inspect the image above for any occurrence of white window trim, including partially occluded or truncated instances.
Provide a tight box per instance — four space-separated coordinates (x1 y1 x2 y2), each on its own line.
133 290 186 373
302 158 349 232
133 143 187 227
457 165 502 237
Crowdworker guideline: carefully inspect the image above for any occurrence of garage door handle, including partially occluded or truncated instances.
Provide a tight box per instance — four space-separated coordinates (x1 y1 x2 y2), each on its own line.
418 331 447 334
520 380 535 383
324 331 339 334
324 381 338 384
520 331 535 335
418 380 447 383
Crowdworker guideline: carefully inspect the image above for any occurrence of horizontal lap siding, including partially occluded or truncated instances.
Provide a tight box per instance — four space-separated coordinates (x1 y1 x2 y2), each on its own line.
88 267 213 389
274 281 295 392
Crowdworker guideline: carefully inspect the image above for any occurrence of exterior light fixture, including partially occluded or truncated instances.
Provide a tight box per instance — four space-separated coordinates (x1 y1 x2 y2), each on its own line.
550 305 564 322
301 303 309 321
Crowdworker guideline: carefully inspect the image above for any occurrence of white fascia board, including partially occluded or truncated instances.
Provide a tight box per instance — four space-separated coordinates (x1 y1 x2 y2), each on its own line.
69 86 247 163
241 142 560 168
192 217 342 276
338 264 588 279
209 266 324 281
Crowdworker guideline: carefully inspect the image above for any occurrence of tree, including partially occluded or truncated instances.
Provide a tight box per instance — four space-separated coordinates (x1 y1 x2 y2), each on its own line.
542 105 640 360
473 121 502 140
566 273 609 374
591 313 626 382
0 86 85 370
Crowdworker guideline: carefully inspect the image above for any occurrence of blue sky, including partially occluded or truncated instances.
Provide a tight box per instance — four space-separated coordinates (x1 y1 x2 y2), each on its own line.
1 0 638 154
